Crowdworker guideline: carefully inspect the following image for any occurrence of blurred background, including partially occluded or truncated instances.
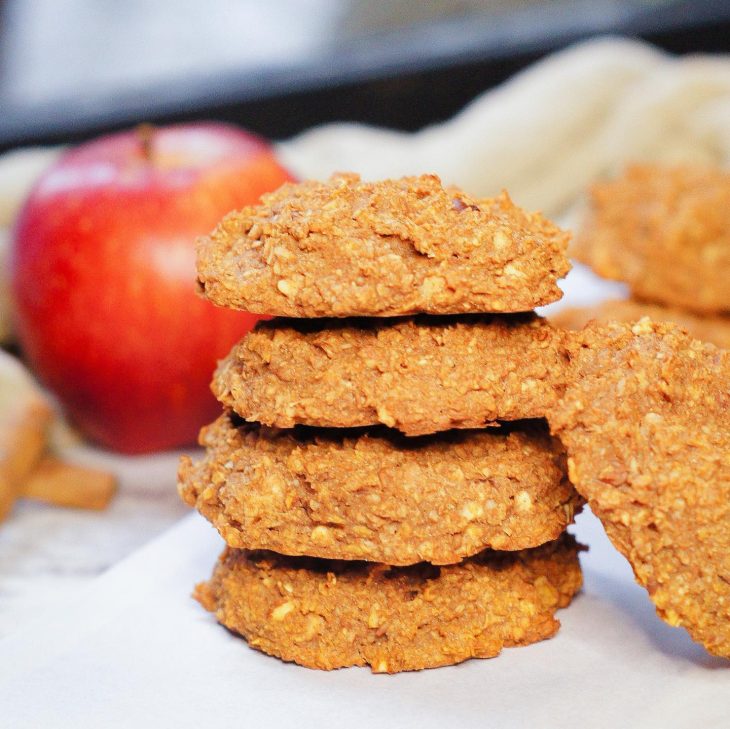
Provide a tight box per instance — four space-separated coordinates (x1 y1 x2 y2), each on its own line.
2 0 730 149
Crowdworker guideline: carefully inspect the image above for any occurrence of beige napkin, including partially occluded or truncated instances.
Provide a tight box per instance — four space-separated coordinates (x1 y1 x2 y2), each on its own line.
279 36 730 216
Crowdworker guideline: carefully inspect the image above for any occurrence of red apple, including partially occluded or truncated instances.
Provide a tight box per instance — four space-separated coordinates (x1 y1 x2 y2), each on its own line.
10 122 294 454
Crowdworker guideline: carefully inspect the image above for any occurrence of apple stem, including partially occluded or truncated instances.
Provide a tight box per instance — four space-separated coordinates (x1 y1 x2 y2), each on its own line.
137 124 155 162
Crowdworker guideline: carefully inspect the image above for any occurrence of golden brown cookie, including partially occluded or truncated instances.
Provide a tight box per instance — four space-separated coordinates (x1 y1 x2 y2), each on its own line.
179 414 582 565
213 314 572 435
549 319 730 658
194 534 583 672
196 174 571 317
551 299 730 349
574 165 730 314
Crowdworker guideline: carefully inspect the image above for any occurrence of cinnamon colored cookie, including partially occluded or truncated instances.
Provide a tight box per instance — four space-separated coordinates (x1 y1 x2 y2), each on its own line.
549 320 730 658
194 534 583 672
196 174 570 317
213 314 571 435
551 299 730 349
179 414 582 565
574 165 730 314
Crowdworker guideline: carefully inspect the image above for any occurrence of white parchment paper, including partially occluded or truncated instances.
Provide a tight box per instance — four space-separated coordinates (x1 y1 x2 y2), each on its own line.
1 507 727 729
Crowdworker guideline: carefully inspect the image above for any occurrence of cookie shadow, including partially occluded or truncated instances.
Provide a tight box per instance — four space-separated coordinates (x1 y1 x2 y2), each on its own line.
585 568 729 670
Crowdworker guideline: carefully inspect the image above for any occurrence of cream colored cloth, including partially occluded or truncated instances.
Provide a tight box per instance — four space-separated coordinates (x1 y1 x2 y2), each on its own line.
279 36 730 216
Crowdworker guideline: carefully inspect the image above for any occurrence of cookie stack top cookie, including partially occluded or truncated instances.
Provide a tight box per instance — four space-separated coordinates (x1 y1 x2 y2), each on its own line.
196 173 571 317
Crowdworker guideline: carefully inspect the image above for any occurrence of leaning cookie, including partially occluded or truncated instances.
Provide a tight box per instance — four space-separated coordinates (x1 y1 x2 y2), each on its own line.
194 534 583 673
179 414 582 566
574 165 730 314
196 174 570 317
551 299 730 349
214 314 571 435
549 319 730 658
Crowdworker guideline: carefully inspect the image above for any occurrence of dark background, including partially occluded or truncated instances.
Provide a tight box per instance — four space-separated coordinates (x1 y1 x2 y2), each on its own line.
2 0 730 151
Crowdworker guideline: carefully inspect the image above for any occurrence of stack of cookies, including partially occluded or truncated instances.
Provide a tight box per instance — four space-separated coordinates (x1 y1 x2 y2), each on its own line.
179 173 585 672
555 164 730 349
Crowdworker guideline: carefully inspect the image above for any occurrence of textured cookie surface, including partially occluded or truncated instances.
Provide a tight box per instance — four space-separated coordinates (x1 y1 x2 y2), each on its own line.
194 535 583 672
549 320 730 658
214 314 571 434
179 415 581 565
196 174 570 317
552 299 730 349
574 165 730 313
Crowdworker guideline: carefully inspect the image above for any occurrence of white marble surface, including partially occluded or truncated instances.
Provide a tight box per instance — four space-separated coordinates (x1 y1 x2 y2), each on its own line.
0 446 188 638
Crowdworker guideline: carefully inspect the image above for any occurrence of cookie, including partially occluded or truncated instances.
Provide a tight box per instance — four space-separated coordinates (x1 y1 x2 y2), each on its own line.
549 319 730 658
179 414 581 565
551 299 730 349
0 350 53 521
196 174 570 317
213 314 571 435
194 534 583 672
574 165 730 314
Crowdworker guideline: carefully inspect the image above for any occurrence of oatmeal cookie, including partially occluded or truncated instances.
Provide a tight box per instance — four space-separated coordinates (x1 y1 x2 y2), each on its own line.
213 314 571 434
552 299 730 349
196 174 570 317
574 165 730 314
194 534 583 672
549 320 730 658
179 415 581 565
